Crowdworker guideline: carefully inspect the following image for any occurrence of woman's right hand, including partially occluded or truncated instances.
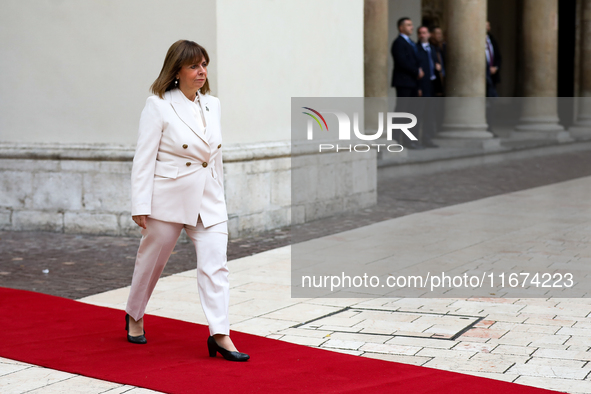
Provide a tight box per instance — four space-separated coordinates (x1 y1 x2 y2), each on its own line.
132 215 148 229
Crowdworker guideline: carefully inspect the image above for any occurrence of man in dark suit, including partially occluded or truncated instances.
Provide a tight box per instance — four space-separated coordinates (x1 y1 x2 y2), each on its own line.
391 17 424 149
416 26 441 148
417 26 440 99
427 27 446 97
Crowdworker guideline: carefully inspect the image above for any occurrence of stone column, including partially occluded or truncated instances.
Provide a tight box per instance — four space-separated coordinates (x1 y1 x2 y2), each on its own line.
363 0 388 131
364 0 388 98
437 0 495 145
570 0 591 138
514 0 569 140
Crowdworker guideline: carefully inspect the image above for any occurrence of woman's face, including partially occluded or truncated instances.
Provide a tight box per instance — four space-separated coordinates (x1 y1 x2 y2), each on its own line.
176 57 207 92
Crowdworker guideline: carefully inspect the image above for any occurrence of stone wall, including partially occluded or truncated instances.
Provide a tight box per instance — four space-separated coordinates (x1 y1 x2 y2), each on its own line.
291 148 377 226
0 144 141 237
0 141 377 238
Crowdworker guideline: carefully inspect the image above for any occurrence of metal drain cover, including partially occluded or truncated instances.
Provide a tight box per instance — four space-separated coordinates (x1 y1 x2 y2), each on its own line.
295 307 481 340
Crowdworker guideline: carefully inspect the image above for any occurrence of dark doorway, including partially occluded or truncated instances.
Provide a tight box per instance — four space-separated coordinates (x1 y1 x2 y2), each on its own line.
558 0 577 126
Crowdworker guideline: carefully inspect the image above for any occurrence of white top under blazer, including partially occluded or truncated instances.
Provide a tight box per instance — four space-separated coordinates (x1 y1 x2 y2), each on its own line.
131 87 228 228
183 93 206 128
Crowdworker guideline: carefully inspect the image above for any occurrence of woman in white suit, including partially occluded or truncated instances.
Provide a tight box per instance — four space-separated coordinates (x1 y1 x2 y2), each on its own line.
125 40 249 362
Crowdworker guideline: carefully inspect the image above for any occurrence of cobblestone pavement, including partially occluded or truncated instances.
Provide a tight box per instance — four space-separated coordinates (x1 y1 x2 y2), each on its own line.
1 148 590 299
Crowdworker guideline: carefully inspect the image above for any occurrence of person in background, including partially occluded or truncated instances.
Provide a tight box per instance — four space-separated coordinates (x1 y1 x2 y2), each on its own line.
429 27 446 97
416 26 441 148
391 17 425 150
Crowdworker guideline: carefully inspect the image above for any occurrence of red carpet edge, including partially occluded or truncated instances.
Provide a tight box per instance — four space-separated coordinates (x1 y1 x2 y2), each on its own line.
0 287 561 394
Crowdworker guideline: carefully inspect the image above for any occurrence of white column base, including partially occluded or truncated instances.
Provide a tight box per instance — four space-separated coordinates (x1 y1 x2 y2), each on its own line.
431 137 502 151
437 130 495 139
510 129 573 142
568 125 591 140
515 123 564 132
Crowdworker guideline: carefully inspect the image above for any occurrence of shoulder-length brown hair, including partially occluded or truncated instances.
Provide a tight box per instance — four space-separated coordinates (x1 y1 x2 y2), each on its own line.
150 40 211 98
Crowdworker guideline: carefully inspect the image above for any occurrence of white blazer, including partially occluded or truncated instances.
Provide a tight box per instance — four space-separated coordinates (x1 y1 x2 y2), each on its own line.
131 87 228 228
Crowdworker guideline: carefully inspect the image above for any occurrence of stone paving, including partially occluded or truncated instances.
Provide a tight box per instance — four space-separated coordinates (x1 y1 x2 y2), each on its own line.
2 147 591 299
1 146 591 393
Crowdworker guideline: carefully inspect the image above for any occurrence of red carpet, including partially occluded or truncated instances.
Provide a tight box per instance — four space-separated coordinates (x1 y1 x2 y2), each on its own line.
0 287 560 394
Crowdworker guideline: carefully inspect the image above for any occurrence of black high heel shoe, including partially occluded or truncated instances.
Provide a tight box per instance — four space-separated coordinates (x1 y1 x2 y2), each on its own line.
207 335 249 361
125 313 147 344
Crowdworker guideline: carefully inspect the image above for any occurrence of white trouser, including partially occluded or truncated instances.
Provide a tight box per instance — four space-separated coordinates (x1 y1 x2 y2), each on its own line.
125 215 230 336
